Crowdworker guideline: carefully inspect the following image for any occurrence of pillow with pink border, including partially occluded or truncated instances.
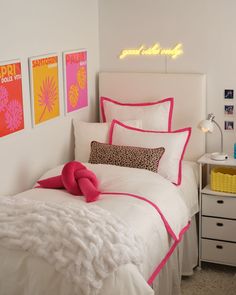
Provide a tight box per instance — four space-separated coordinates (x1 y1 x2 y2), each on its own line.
109 120 191 185
100 96 174 131
73 119 142 163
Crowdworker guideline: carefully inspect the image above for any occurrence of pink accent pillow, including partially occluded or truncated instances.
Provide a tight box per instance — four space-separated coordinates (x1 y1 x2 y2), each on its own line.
37 161 100 202
109 120 191 185
100 96 174 131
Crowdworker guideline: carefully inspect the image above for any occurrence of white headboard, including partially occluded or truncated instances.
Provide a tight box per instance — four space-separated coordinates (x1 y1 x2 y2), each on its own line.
99 72 206 161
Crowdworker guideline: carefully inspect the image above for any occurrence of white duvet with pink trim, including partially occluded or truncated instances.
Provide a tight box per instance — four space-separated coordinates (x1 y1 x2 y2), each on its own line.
0 163 190 295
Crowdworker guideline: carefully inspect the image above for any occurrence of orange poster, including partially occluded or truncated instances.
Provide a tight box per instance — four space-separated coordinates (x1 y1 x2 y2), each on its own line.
0 60 24 137
29 54 60 125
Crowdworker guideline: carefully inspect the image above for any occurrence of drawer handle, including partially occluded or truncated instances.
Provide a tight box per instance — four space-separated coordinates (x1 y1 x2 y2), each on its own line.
216 222 224 227
217 200 224 204
216 245 223 249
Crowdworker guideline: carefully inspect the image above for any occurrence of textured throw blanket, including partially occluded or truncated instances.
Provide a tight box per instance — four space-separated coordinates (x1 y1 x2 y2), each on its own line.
0 196 144 295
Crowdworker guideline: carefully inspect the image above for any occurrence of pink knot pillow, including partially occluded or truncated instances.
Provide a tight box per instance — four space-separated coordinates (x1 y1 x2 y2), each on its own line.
37 161 100 203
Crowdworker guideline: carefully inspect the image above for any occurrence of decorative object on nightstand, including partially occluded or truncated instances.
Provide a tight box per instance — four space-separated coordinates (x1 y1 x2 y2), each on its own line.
211 167 236 194
198 154 236 269
198 113 228 161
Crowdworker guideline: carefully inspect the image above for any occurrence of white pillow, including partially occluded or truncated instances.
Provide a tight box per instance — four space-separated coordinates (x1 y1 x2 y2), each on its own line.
73 119 142 162
109 120 191 185
100 96 173 131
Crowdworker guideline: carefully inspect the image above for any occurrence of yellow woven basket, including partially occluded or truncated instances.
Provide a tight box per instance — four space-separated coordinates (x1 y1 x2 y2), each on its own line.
211 167 236 194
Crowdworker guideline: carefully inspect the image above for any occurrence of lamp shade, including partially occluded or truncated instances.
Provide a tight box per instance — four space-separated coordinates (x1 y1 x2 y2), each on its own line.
198 113 228 161
198 119 214 133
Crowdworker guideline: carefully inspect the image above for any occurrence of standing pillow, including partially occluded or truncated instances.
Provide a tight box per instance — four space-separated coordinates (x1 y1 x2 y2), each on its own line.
100 96 174 131
109 120 191 185
89 141 165 173
73 119 142 162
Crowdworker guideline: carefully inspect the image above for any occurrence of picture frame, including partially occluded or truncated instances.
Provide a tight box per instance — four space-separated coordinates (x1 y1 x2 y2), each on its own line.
224 89 234 99
224 105 234 115
224 121 234 130
28 53 61 126
0 59 24 137
63 49 88 114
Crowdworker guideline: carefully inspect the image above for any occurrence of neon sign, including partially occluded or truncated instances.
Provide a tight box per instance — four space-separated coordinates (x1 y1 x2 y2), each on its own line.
119 43 183 59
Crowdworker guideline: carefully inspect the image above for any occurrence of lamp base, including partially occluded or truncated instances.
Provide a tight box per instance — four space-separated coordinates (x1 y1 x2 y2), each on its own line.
210 152 228 161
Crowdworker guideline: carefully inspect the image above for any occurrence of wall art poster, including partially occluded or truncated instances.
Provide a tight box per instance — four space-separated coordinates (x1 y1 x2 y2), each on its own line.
63 50 88 113
0 60 24 137
29 54 60 125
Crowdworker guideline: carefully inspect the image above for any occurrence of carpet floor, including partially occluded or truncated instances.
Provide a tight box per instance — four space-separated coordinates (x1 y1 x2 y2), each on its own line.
181 262 236 295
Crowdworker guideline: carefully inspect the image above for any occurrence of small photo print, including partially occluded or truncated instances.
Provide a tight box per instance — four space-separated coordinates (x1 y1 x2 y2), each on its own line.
224 105 234 115
224 121 234 130
224 89 234 99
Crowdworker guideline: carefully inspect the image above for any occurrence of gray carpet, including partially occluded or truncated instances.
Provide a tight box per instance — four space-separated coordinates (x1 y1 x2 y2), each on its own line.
181 263 236 295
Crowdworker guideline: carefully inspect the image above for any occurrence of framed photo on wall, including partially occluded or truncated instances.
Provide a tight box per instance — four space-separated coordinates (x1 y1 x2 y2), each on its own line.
224 105 234 115
0 59 24 137
224 121 234 130
29 54 60 126
224 89 234 99
63 49 88 114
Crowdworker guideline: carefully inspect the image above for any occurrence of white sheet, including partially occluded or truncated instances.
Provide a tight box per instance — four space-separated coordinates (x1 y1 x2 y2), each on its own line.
178 160 199 217
0 162 195 295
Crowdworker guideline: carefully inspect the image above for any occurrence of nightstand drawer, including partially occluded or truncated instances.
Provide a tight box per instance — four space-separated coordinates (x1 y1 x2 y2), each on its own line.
202 217 236 242
201 239 236 266
202 194 236 219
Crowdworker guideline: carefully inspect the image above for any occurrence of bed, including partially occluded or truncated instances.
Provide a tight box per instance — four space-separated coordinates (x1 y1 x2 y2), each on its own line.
0 72 206 295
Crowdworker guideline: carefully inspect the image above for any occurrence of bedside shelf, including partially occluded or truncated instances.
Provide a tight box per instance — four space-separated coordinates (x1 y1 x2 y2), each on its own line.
198 153 236 269
202 184 236 198
198 153 236 167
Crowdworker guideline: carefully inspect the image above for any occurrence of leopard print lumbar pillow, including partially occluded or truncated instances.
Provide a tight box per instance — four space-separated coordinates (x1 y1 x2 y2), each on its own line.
89 141 165 173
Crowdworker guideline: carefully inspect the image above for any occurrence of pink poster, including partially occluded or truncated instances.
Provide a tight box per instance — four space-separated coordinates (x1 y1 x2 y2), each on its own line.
64 50 88 113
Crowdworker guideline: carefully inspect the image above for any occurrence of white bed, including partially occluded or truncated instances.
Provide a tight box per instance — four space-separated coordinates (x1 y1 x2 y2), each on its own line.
0 72 206 295
98 72 206 294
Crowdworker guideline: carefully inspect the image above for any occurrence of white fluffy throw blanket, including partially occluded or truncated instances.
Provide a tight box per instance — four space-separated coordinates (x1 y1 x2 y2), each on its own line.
0 196 144 294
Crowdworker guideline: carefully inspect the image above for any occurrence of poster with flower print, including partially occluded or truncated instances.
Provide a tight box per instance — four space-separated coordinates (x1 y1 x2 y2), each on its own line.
0 60 24 137
63 50 88 113
29 54 60 126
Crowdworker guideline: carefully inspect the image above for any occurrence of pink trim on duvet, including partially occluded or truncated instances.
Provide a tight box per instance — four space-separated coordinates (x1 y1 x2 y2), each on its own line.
101 191 187 242
100 96 174 131
100 191 190 285
109 120 192 185
147 222 190 285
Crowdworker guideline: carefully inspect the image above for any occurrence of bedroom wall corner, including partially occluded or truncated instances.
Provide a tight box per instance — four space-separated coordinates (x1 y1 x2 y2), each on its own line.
0 0 100 196
98 0 236 157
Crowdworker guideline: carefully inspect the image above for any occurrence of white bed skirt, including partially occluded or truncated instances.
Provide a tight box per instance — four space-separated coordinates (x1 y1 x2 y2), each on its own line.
153 215 198 295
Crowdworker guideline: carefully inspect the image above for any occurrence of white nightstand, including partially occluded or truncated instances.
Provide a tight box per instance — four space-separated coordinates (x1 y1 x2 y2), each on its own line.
198 153 236 268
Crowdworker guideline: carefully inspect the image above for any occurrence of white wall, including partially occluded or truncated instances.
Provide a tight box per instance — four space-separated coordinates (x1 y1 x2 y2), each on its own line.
99 0 236 156
0 0 100 195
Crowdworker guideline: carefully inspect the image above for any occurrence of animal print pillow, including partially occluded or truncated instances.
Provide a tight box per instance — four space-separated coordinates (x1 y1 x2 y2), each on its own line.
89 141 165 173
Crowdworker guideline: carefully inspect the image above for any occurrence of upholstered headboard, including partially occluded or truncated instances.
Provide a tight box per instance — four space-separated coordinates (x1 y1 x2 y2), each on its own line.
99 72 206 161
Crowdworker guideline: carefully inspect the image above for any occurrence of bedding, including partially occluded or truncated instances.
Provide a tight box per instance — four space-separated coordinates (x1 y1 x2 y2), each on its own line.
0 196 144 295
73 119 142 163
0 163 191 295
100 96 173 131
109 120 191 185
89 141 165 173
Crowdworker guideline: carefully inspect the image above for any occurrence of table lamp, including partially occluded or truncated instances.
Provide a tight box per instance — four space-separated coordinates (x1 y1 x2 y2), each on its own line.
198 113 228 161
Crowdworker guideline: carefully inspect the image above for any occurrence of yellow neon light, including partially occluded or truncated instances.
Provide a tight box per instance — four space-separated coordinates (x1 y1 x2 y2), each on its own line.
119 43 183 59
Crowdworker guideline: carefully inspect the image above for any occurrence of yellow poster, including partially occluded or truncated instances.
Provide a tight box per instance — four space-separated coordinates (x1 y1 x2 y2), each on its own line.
30 54 60 125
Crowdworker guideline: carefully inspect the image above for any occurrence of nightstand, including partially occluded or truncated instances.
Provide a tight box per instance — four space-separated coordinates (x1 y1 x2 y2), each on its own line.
198 153 236 268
